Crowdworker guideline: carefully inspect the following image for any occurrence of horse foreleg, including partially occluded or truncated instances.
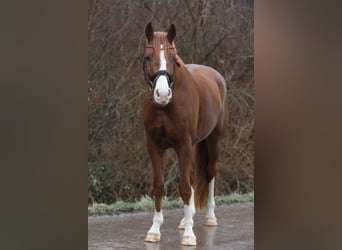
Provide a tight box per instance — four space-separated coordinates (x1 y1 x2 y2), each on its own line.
181 186 196 245
145 181 164 243
145 209 163 242
177 138 197 246
145 140 164 243
145 183 164 243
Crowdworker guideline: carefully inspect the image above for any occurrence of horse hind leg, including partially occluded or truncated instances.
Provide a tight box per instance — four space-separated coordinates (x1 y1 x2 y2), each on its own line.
177 186 194 230
179 138 213 230
204 178 217 226
204 132 221 227
205 177 218 226
178 140 205 230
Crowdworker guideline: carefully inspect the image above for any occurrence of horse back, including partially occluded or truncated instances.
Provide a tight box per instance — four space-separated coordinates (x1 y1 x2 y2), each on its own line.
186 64 226 101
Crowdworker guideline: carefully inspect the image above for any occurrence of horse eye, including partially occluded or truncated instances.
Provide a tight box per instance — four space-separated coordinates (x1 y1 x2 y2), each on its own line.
144 56 151 61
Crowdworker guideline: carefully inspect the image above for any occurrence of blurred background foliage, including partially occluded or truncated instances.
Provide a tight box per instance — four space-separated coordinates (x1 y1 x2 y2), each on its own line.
88 0 254 205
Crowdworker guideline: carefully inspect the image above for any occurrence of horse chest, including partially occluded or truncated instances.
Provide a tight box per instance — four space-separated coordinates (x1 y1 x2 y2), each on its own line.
145 113 182 148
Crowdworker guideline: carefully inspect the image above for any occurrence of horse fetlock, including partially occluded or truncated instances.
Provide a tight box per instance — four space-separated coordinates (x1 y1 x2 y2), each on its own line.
178 217 185 230
153 215 164 225
205 205 216 221
184 217 194 227
205 211 216 220
183 204 195 237
191 206 196 216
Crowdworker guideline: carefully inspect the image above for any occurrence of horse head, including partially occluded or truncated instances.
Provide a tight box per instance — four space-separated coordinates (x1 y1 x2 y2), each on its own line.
143 22 180 106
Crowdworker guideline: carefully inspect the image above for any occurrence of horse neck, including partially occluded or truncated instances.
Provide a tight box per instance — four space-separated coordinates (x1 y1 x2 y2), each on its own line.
173 57 193 90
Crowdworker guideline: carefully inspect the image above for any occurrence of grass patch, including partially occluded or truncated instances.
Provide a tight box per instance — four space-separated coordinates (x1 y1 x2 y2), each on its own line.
88 192 254 216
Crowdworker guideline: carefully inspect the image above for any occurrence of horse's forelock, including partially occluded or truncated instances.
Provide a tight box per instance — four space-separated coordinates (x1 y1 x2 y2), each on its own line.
152 32 176 59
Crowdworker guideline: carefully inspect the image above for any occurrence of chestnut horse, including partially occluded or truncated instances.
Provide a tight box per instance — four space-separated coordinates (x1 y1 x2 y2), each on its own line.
141 22 228 246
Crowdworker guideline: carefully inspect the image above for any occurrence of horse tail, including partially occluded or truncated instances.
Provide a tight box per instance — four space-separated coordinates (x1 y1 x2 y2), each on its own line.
193 140 210 209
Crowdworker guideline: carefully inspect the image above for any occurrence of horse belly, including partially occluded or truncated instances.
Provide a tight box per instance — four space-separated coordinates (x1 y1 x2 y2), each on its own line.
196 86 223 142
196 107 220 142
186 64 225 142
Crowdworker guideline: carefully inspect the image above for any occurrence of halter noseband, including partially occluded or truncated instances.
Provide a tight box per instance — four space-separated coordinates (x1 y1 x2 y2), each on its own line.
143 45 177 91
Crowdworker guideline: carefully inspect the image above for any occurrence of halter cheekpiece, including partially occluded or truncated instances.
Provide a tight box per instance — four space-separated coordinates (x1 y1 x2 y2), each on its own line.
143 45 177 91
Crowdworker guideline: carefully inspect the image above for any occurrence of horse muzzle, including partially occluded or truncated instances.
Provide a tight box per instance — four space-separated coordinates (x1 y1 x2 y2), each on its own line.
153 75 172 106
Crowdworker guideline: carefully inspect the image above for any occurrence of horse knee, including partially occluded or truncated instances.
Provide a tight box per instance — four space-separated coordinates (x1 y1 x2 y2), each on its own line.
179 183 191 204
153 181 164 197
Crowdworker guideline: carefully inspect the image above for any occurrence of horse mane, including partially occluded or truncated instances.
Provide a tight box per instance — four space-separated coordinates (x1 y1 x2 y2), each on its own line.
175 54 185 68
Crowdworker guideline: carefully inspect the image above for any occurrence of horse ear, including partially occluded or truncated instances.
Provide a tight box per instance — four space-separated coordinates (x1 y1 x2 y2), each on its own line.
167 24 176 43
145 21 154 42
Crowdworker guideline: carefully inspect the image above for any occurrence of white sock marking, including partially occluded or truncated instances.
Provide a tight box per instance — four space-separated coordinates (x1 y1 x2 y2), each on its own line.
183 187 196 238
206 177 216 219
148 209 164 235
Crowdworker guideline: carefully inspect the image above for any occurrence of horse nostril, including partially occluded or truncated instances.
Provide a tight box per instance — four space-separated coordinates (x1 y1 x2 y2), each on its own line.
168 89 171 97
156 89 160 97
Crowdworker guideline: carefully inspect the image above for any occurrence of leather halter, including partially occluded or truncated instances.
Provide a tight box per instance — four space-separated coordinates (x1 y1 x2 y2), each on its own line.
143 45 177 91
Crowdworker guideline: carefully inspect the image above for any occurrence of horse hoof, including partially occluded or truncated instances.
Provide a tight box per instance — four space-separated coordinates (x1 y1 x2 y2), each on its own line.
204 217 218 226
145 233 160 242
181 235 197 246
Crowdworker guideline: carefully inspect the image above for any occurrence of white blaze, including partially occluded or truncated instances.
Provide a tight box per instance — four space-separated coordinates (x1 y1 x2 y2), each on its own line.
159 45 167 70
154 44 172 105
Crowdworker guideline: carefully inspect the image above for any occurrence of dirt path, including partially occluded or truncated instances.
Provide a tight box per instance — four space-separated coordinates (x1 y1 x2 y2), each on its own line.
88 202 254 250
